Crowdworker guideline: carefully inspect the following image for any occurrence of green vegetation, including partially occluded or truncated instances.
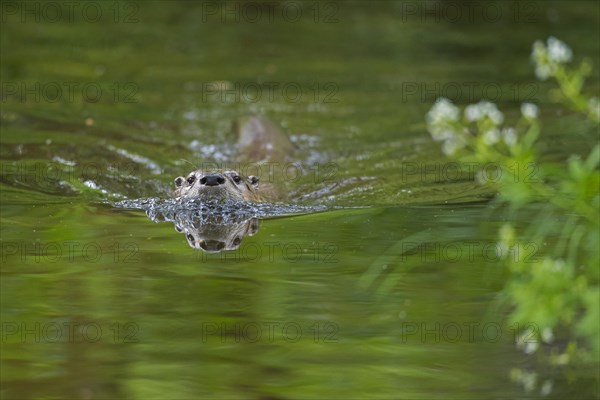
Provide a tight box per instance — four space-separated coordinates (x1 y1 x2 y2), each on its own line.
426 37 600 363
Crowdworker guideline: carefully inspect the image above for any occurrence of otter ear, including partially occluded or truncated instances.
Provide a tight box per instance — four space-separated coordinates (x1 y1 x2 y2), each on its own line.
248 175 259 188
175 176 184 187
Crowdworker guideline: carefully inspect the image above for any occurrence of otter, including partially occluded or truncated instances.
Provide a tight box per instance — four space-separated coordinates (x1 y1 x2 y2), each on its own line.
168 116 293 252
174 115 293 203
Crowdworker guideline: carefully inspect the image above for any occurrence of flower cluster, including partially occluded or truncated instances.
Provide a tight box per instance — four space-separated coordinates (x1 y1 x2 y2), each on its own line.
425 98 535 156
531 36 573 80
531 37 599 122
425 98 465 155
464 100 504 124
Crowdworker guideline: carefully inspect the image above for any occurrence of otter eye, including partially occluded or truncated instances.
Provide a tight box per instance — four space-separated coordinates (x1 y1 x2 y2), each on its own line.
233 237 241 246
175 177 184 187
186 175 196 185
232 175 242 184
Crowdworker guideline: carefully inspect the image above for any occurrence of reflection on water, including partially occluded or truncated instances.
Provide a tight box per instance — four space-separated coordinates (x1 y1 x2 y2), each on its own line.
118 196 332 252
144 201 264 252
1 1 599 399
174 215 260 252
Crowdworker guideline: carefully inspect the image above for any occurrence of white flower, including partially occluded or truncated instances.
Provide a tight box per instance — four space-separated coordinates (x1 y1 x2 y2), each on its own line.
547 36 572 63
465 104 483 122
521 103 539 119
430 128 456 142
524 340 539 354
426 98 460 125
540 380 553 397
426 99 464 146
541 327 554 343
442 138 464 156
488 109 504 125
475 101 497 121
521 369 537 392
483 128 500 145
480 101 503 125
517 328 540 354
463 101 503 125
479 101 494 113
502 127 518 147
535 64 551 80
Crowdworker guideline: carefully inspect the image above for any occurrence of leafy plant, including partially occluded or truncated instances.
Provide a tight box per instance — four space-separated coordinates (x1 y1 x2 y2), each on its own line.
426 37 600 363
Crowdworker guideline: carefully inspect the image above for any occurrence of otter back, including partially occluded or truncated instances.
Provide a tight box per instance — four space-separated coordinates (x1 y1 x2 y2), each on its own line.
234 116 295 163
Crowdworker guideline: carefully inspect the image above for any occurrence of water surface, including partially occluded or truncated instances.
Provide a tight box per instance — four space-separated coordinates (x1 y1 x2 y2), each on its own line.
1 1 599 399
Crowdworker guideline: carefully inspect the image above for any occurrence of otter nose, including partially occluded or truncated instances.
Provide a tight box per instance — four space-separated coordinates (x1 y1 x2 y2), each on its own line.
200 174 225 186
199 240 226 252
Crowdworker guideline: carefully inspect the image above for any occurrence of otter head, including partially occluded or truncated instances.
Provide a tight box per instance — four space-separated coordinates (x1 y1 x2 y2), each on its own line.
174 170 260 202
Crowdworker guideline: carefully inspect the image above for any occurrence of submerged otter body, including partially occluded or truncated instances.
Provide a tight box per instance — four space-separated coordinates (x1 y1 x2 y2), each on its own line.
174 116 292 202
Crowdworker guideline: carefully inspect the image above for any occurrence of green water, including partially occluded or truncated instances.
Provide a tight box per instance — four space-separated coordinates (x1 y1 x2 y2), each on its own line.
1 1 599 399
